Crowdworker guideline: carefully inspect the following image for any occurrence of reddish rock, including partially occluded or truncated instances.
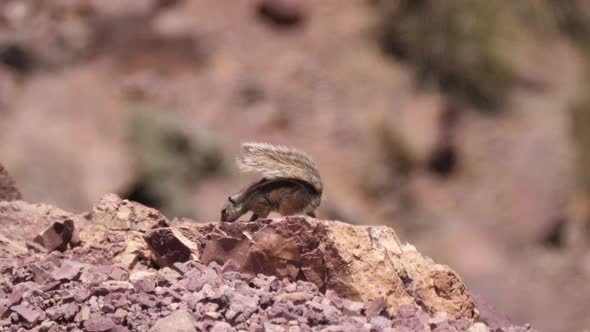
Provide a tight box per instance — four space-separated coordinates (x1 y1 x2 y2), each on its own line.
83 314 116 332
91 194 169 232
33 219 75 252
51 260 84 281
149 310 197 332
144 227 197 267
11 304 42 324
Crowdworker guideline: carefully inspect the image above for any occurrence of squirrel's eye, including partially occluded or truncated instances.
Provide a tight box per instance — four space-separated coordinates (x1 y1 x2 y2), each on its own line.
228 196 235 204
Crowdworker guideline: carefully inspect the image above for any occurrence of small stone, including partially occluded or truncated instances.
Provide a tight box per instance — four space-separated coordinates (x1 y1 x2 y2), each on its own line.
70 288 89 301
172 262 189 275
113 309 128 323
284 283 297 293
0 299 10 316
101 280 134 292
149 310 197 332
275 292 309 304
31 264 53 284
41 281 61 292
342 299 364 316
33 219 75 252
370 316 393 330
51 261 83 281
130 271 157 293
61 303 79 321
363 298 386 317
79 305 91 322
102 303 115 314
264 322 286 332
83 314 116 332
11 304 42 324
139 296 157 308
211 321 234 332
25 241 49 253
468 322 491 332
144 228 197 268
109 266 129 281
39 319 57 331
157 267 182 286
9 282 34 305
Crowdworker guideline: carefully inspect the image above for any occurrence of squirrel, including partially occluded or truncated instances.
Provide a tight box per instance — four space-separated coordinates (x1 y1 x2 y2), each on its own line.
220 142 323 222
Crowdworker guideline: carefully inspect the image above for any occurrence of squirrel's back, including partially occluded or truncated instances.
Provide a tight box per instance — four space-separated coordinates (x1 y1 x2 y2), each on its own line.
238 142 323 193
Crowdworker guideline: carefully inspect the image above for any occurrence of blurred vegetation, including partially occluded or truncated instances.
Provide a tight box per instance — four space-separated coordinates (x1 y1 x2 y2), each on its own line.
373 0 590 110
362 120 414 199
373 0 590 239
375 0 514 109
361 115 417 221
125 108 228 218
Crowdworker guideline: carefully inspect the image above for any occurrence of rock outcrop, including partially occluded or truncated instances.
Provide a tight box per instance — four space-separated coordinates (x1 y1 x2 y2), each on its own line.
0 192 535 331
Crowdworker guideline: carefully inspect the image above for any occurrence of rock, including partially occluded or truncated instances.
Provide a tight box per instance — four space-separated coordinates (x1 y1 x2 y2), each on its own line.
391 305 430 331
11 304 42 324
39 319 58 331
275 292 310 304
370 316 393 330
363 298 385 318
51 260 84 281
0 163 21 201
9 281 38 305
173 262 190 275
130 271 157 293
25 240 49 253
0 234 27 256
78 305 91 322
58 303 78 321
79 196 160 270
109 266 130 281
197 217 478 322
90 194 169 232
342 299 364 316
83 314 116 332
210 321 234 332
0 299 10 316
33 219 75 252
0 198 536 331
100 280 134 292
149 310 197 332
469 322 491 332
144 227 198 267
0 200 81 247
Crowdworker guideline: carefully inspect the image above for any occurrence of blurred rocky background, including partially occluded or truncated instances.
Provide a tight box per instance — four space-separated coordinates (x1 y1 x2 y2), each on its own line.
1 1 590 331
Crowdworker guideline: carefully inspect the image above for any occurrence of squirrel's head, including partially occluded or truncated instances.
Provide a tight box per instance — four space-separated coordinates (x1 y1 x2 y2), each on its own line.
220 195 242 222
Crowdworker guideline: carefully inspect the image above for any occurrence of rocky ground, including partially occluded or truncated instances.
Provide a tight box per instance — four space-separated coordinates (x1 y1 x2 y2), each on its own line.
0 169 535 331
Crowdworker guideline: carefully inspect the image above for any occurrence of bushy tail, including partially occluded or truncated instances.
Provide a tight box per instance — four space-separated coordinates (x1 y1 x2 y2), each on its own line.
238 142 323 193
